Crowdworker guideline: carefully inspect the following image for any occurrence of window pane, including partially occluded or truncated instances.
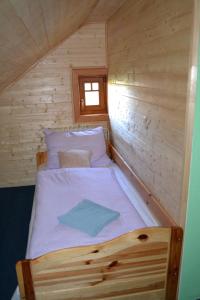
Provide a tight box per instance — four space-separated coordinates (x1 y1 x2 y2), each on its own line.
84 83 91 91
85 91 99 106
92 82 99 90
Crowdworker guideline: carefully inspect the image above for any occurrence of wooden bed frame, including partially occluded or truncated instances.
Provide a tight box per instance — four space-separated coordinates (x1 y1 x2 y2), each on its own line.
16 146 183 300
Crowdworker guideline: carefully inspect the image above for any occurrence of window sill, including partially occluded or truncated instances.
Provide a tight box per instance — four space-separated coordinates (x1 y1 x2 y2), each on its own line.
74 113 109 123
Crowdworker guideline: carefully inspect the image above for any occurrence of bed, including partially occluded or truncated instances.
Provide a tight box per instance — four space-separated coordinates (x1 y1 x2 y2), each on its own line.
16 127 182 300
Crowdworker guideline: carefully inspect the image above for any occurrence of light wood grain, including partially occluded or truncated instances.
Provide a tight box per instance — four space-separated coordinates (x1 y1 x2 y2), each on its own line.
17 227 174 300
16 261 26 299
39 0 97 48
0 23 107 187
0 0 97 92
0 0 125 93
110 145 177 227
16 226 183 299
107 0 193 223
86 0 127 23
9 0 49 53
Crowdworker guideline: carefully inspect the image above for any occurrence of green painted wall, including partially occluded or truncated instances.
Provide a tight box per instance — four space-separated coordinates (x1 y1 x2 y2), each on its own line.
178 43 200 300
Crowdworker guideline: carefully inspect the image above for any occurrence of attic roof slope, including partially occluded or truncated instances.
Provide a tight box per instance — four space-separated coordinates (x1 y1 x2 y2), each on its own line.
0 0 126 94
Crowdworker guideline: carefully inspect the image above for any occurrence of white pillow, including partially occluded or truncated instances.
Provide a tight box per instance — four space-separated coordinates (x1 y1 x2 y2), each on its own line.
44 127 106 169
44 129 70 149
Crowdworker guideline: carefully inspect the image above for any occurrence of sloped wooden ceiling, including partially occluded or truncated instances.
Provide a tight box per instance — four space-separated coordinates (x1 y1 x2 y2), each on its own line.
0 0 126 93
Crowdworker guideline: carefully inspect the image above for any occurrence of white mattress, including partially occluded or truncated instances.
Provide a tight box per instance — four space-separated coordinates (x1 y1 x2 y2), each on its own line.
27 167 148 259
12 160 158 300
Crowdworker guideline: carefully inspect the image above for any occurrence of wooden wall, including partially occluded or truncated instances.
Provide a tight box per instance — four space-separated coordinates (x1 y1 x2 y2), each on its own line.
0 0 127 93
107 0 193 222
0 23 107 187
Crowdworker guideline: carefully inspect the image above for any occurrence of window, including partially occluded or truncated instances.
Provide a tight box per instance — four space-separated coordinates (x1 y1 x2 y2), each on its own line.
72 68 108 122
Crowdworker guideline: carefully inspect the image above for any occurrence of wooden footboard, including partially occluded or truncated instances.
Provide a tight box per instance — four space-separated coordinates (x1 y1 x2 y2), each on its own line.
16 226 182 300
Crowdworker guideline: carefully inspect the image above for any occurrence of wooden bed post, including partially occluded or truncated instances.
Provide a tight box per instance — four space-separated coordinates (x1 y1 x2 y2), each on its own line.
166 227 183 300
36 151 47 168
16 260 35 300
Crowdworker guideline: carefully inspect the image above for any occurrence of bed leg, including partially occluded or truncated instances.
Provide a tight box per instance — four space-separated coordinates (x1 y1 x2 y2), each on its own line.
166 226 183 300
16 260 35 300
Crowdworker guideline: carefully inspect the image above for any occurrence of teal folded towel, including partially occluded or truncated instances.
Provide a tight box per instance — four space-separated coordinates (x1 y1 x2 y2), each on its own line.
58 199 120 236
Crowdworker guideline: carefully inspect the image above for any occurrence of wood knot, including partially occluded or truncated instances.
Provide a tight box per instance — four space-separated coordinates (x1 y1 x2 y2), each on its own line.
91 249 99 253
102 274 107 281
85 260 92 265
107 260 118 269
90 275 107 286
137 234 148 241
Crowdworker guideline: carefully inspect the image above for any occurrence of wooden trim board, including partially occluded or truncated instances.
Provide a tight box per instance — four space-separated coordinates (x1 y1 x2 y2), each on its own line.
180 0 199 227
16 260 35 300
166 227 183 300
109 145 177 227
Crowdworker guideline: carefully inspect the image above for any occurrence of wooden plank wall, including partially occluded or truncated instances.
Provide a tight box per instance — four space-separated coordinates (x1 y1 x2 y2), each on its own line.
0 23 107 187
0 0 99 93
107 0 193 223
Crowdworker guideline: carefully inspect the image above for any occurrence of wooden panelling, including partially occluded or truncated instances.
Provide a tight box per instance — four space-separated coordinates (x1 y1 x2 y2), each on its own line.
0 0 125 93
110 145 177 227
107 0 193 223
9 0 49 53
39 0 97 47
0 23 107 187
86 0 127 23
0 0 98 92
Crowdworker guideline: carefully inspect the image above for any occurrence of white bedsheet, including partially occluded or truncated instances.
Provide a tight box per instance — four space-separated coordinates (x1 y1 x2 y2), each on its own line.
27 167 146 259
12 163 158 300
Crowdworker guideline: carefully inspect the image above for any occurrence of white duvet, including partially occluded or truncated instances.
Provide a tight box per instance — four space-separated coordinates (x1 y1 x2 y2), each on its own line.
26 167 146 259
